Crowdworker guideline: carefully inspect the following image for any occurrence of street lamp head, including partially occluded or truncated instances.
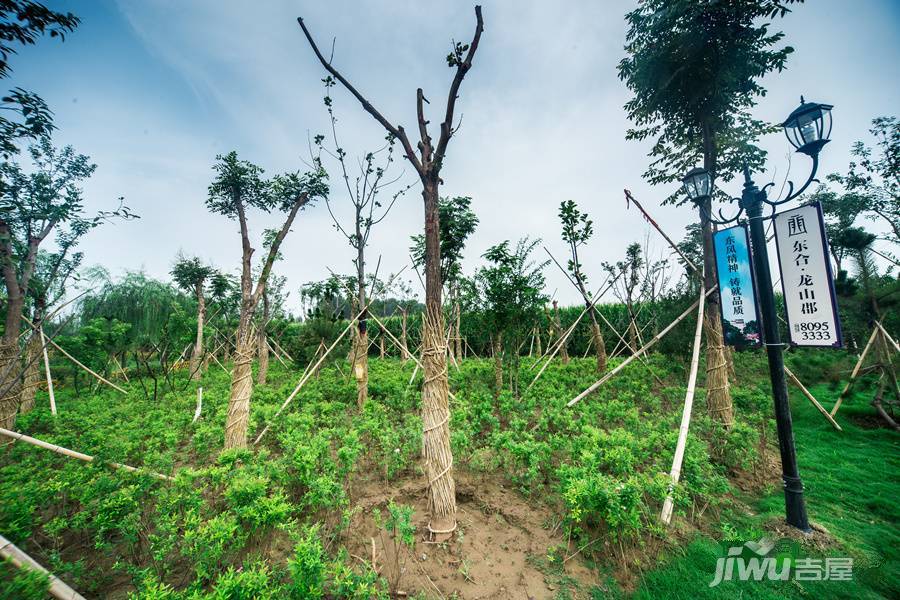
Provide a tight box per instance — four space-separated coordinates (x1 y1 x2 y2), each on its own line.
781 97 833 157
682 167 711 202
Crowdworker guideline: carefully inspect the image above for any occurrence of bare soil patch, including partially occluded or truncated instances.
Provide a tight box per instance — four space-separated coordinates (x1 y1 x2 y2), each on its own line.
346 469 599 599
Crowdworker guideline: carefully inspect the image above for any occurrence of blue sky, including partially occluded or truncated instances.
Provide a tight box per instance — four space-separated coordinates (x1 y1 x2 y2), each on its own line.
11 0 900 312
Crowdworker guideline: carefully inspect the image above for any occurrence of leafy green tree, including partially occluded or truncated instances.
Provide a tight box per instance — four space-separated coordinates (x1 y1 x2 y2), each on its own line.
0 1 79 157
206 150 327 449
171 254 217 381
828 116 899 246
558 200 607 371
618 0 800 427
0 137 133 428
475 238 548 398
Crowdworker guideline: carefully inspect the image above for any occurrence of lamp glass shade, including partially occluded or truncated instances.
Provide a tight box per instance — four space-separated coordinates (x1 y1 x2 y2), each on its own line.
682 167 711 201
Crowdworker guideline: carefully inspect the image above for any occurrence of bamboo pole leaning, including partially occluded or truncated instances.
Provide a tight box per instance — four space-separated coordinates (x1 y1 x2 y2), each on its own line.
875 321 899 354
660 286 705 525
272 338 294 362
0 533 86 600
784 367 842 431
831 327 879 417
267 339 288 368
568 288 714 408
0 427 173 481
23 316 127 395
40 327 57 415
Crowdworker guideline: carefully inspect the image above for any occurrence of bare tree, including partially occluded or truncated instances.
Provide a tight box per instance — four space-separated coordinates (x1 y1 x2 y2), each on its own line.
298 5 484 539
316 77 411 407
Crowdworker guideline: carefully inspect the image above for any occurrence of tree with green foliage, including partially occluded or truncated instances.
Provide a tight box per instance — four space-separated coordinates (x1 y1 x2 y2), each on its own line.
827 116 899 247
0 1 79 157
171 254 217 381
206 150 327 449
299 7 484 537
475 238 547 398
558 200 607 371
618 0 801 428
0 136 133 428
412 196 480 360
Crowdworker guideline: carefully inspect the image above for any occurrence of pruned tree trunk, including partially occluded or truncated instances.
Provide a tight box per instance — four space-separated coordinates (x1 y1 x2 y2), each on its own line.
421 180 456 540
19 329 42 415
380 335 385 359
189 284 206 381
535 327 542 357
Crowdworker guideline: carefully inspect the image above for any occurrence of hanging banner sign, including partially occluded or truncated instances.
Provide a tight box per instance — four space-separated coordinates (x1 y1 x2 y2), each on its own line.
713 224 762 349
773 202 843 348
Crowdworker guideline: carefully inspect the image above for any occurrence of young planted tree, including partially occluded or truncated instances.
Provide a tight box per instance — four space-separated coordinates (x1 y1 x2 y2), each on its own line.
299 6 484 538
545 300 569 363
317 76 410 407
411 196 479 360
618 0 800 427
558 200 607 371
206 151 327 449
476 238 548 398
0 137 132 428
170 255 217 381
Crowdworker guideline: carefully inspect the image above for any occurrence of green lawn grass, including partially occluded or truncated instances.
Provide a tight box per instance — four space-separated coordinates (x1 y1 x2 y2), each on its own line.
630 380 899 599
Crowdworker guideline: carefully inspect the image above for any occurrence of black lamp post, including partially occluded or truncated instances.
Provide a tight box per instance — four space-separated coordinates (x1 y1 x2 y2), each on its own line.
682 98 834 532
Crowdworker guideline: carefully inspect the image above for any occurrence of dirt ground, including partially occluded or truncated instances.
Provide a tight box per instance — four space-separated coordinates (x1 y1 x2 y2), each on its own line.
346 469 600 599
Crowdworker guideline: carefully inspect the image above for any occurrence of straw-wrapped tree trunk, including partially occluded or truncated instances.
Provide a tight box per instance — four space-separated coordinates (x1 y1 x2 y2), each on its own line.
207 151 327 449
299 5 483 539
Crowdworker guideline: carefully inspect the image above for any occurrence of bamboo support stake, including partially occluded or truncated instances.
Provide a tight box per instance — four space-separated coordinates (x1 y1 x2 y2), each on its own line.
784 367 842 431
253 309 362 445
0 427 172 481
875 321 899 354
0 533 86 600
831 327 878 417
193 387 203 423
23 317 127 395
267 339 288 368
112 354 129 382
40 327 57 416
661 286 705 525
568 288 714 407
272 338 294 362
